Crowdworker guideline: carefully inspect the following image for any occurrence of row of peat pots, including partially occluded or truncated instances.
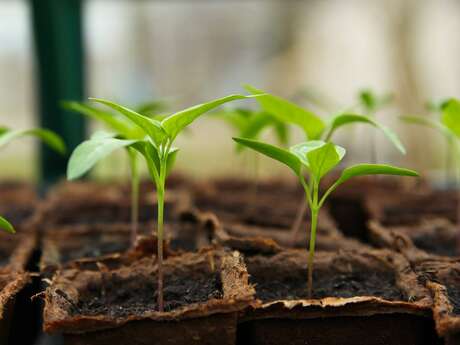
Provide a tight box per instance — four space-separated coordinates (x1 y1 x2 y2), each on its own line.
0 175 459 345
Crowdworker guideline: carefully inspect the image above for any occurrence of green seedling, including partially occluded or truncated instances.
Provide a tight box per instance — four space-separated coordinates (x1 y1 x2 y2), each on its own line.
67 93 258 311
243 85 405 236
0 126 66 233
401 98 458 180
234 137 418 297
64 100 168 247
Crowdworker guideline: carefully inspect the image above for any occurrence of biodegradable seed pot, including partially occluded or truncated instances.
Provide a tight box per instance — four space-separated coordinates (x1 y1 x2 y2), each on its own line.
43 250 255 345
369 218 460 257
0 272 31 345
237 249 439 345
40 210 211 276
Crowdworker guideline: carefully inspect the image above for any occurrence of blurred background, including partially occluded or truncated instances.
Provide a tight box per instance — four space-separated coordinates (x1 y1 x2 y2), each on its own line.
1 0 460 183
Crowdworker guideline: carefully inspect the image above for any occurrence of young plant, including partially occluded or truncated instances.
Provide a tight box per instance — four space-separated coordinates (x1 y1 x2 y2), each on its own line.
64 100 167 247
234 137 418 297
0 126 66 234
67 93 257 311
243 85 406 236
401 99 457 180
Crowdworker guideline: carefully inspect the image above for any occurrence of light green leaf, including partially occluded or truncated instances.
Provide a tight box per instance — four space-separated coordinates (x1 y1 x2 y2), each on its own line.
290 141 328 167
67 137 138 180
273 120 289 146
306 142 345 180
63 101 136 138
441 99 460 138
336 164 418 186
0 128 66 154
244 84 325 140
359 89 392 113
131 141 178 182
400 115 453 139
233 137 301 175
0 216 15 234
162 94 257 140
214 108 252 133
90 130 118 140
327 113 406 154
89 98 166 145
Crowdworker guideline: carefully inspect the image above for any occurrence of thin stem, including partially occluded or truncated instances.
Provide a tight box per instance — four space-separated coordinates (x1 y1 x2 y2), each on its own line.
156 182 165 312
307 206 319 299
156 140 170 313
128 149 139 248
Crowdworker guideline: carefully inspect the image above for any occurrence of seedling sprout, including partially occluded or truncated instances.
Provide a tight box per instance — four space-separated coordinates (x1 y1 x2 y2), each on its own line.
234 137 418 297
67 93 258 311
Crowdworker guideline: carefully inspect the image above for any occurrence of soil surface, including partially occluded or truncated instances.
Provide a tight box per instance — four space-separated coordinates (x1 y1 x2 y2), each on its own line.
246 254 403 303
1 206 34 226
447 284 460 315
73 269 223 316
412 233 458 257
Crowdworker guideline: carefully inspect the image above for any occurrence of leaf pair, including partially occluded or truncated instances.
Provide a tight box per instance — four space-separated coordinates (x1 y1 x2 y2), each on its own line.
244 85 405 154
67 94 259 181
233 137 417 195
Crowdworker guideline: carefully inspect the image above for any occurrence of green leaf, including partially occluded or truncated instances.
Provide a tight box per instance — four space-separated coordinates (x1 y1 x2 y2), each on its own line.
67 137 138 180
400 115 453 139
273 120 289 146
290 141 328 167
290 141 345 179
244 84 325 140
131 141 178 182
441 99 460 138
89 98 166 145
63 101 137 138
359 89 392 113
336 164 418 186
0 128 66 154
0 216 15 234
0 127 8 136
90 130 118 140
214 108 252 133
327 113 406 154
162 94 257 140
233 137 301 175
306 142 345 180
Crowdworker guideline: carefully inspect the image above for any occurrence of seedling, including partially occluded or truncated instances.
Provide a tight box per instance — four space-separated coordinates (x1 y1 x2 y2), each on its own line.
243 85 405 236
234 137 418 297
64 100 167 247
0 126 66 234
401 98 460 251
401 99 457 181
67 93 257 311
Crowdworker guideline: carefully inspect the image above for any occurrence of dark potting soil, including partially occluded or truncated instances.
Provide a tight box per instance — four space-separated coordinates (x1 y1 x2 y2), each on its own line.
447 284 460 315
73 269 223 317
412 234 458 257
246 256 403 303
59 240 129 264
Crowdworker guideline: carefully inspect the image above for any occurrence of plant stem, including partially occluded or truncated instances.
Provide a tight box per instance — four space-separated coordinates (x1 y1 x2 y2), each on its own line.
307 206 318 299
128 149 139 248
156 181 165 312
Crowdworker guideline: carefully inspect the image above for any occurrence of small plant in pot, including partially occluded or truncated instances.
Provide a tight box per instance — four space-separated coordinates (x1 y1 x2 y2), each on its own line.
234 137 418 296
0 126 66 233
67 93 258 312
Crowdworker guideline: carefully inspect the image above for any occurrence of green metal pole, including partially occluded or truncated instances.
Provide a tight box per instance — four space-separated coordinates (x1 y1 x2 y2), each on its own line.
29 0 86 186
